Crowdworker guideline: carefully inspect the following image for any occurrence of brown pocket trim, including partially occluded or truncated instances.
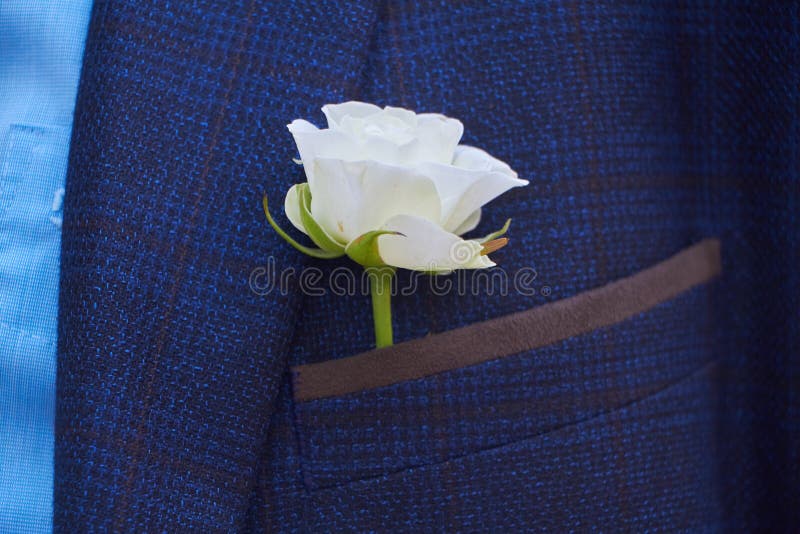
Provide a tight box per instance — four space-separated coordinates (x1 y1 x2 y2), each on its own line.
292 238 721 402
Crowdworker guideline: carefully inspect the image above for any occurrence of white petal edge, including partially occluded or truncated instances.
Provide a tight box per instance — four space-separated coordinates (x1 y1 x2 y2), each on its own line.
283 184 308 235
443 170 528 233
287 120 363 183
452 144 518 176
412 113 464 163
322 101 382 129
378 214 495 272
383 106 418 127
415 160 528 233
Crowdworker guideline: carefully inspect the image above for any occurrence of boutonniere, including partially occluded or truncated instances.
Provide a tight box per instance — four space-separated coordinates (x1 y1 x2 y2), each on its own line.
264 102 528 348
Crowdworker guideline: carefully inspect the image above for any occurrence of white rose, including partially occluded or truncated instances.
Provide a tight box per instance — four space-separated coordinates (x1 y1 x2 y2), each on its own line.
281 101 528 272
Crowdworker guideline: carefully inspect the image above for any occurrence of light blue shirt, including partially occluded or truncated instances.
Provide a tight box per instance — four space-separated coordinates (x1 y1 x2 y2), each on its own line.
0 1 92 531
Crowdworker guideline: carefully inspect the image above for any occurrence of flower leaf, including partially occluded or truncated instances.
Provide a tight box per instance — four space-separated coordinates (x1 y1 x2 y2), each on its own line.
345 230 404 267
262 195 344 259
296 183 346 254
478 218 511 243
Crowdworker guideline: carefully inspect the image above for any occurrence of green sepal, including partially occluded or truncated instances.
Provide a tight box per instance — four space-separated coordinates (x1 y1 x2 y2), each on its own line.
478 218 511 243
345 230 404 267
262 195 343 259
295 183 346 254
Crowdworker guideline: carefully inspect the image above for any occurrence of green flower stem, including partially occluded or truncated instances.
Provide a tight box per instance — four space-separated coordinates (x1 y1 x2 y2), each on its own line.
368 267 395 348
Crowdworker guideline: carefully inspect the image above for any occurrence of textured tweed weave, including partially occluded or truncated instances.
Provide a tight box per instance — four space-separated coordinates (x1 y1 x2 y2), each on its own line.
307 361 723 531
56 1 378 530
294 283 720 490
56 1 798 532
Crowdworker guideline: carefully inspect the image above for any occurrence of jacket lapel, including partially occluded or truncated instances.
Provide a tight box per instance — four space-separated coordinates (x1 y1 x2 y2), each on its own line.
54 1 377 530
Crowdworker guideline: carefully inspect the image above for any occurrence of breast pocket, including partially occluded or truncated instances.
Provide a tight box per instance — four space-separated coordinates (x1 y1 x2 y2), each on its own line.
290 239 722 499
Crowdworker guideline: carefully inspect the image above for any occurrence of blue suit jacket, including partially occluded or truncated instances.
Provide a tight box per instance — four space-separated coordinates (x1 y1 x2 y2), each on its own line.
56 1 799 531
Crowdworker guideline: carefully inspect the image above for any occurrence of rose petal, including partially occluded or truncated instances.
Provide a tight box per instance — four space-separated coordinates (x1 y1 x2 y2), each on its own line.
287 120 362 183
442 170 528 233
378 214 495 272
383 106 418 127
289 118 417 170
451 208 481 236
452 144 518 176
310 159 441 243
412 113 464 163
305 160 360 243
283 184 307 235
342 113 416 145
322 101 382 129
422 144 527 232
415 160 527 233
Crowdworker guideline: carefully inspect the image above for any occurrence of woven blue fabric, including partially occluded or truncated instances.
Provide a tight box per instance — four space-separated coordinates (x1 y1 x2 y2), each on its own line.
0 2 92 532
56 1 798 531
